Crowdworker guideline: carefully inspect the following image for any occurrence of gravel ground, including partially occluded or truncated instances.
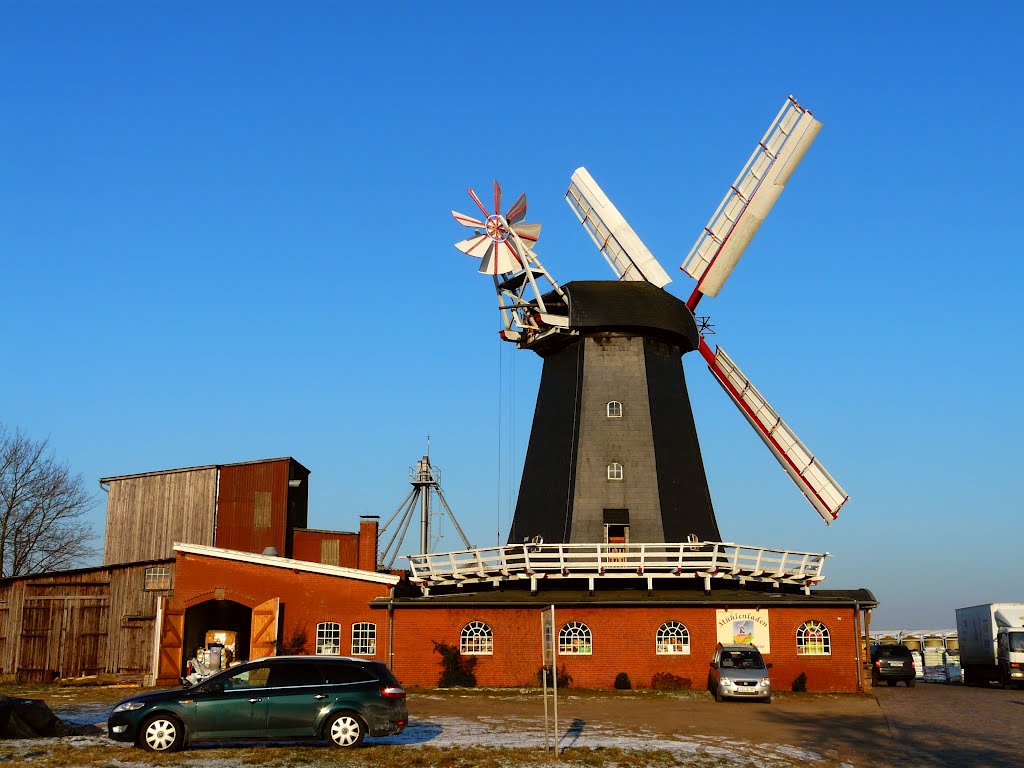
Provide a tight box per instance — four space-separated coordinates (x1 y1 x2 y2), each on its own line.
1 682 1019 767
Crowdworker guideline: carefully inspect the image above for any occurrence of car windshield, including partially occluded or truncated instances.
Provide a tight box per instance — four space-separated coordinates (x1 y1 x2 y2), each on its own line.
720 650 764 669
1009 632 1024 652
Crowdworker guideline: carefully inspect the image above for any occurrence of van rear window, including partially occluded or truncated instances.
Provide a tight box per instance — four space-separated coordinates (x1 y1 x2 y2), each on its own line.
876 646 911 659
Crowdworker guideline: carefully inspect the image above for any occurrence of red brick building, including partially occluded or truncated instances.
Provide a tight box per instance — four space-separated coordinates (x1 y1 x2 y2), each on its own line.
155 540 875 692
377 589 874 692
157 543 398 685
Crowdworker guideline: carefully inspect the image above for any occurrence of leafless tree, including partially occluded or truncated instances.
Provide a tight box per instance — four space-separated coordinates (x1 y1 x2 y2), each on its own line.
0 425 97 577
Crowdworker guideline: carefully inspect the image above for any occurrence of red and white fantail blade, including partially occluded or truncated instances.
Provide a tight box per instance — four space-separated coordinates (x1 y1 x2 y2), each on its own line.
505 192 528 225
454 233 495 258
511 222 541 244
700 338 849 524
467 188 490 219
493 180 502 216
479 237 524 275
452 210 486 229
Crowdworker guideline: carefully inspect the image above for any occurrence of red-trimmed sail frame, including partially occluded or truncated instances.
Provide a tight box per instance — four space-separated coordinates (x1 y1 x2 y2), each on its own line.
682 96 821 310
699 338 848 524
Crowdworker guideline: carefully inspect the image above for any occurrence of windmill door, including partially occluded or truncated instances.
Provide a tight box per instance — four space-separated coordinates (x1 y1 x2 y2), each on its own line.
250 598 279 659
156 596 185 685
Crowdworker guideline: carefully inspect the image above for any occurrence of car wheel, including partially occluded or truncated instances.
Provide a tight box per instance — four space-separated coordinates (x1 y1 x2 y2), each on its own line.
326 711 366 748
139 714 184 753
886 680 896 686
907 677 916 688
762 694 772 704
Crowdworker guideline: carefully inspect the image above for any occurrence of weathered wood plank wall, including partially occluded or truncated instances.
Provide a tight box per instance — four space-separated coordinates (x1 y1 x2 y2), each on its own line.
103 468 217 565
0 560 174 682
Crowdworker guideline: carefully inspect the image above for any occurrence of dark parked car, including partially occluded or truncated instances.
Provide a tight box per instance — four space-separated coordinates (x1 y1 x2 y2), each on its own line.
871 644 916 687
108 656 407 752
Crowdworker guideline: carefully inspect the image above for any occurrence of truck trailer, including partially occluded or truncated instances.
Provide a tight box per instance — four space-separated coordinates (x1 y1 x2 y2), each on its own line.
955 603 1024 688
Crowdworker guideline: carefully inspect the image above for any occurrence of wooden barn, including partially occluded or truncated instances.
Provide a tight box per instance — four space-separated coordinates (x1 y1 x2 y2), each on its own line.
0 559 173 683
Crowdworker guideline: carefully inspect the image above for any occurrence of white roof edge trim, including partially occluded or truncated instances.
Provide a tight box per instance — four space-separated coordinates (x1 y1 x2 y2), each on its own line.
173 542 400 585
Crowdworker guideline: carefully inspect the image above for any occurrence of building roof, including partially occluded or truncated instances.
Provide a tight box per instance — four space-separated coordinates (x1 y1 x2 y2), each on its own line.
0 557 176 585
174 543 400 586
532 281 700 355
292 527 358 536
375 585 878 609
100 456 310 483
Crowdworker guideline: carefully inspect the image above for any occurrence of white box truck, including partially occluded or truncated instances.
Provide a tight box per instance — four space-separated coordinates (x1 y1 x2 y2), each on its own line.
955 603 1024 687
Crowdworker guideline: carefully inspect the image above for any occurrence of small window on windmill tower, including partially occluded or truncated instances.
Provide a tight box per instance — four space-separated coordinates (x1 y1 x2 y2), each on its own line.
607 462 624 481
606 401 623 418
253 491 272 528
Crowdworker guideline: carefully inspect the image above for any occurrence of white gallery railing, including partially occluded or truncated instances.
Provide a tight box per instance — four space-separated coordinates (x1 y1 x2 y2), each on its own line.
406 541 829 594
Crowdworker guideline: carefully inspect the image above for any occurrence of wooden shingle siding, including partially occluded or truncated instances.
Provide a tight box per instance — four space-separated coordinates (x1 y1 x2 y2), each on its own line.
103 468 217 565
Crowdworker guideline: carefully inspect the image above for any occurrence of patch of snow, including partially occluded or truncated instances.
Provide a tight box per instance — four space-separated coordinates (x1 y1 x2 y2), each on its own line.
1 714 855 767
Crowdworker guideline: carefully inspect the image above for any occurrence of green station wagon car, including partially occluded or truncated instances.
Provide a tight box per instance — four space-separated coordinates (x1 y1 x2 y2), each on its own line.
108 656 407 752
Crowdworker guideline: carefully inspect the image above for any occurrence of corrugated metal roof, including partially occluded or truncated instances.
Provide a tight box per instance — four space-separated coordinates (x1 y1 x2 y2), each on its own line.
0 557 176 585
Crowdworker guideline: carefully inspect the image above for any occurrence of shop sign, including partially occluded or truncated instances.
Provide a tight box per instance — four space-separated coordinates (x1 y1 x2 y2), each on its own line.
716 609 771 653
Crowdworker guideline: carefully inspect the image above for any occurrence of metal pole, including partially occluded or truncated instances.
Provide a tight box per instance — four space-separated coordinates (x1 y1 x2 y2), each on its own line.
420 480 430 554
542 668 549 752
436 489 473 549
552 607 559 757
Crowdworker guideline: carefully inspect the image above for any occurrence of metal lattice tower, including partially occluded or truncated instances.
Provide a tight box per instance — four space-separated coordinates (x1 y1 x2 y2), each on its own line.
379 453 472 569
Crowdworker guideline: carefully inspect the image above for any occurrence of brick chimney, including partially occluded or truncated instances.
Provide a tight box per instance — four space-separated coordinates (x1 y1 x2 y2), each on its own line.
358 516 379 572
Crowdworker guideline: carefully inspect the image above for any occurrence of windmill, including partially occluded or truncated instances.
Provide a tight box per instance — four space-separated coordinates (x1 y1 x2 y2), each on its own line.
451 96 848 548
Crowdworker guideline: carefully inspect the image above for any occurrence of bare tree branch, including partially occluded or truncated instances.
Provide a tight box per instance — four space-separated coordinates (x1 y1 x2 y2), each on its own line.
0 424 98 577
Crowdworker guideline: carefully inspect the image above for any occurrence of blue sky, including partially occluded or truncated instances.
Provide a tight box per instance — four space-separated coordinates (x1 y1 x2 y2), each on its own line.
2 1 1022 627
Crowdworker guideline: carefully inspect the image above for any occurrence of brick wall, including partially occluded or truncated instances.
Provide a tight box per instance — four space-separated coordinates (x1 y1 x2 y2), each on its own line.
290 530 360 568
170 551 862 693
174 553 392 661
358 518 379 571
384 603 861 692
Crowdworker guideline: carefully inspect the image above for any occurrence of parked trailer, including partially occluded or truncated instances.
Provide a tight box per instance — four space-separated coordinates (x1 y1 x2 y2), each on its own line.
955 603 1024 688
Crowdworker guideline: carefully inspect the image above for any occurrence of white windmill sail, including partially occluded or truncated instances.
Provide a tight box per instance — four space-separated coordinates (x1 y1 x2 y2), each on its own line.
566 167 672 288
682 97 821 299
700 340 849 524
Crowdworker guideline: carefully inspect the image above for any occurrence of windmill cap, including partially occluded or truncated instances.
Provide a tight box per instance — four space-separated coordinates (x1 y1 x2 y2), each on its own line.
543 281 699 352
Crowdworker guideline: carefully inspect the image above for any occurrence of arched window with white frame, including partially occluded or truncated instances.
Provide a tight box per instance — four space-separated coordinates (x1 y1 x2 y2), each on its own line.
606 401 623 418
460 621 494 655
796 620 831 655
607 462 623 481
656 621 690 655
316 622 341 655
559 621 592 655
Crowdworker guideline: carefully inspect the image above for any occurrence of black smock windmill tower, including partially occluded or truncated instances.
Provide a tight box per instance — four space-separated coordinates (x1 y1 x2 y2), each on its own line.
452 96 849 548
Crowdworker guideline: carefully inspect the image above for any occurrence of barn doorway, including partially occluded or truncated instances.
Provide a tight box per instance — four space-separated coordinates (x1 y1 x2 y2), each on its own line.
182 599 252 669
